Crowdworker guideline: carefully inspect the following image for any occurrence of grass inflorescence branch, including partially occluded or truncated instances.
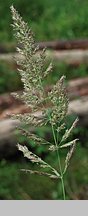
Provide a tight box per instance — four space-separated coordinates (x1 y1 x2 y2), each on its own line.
10 5 78 200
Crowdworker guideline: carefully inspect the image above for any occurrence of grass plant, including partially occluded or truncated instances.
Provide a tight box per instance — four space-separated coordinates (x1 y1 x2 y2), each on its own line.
11 6 78 200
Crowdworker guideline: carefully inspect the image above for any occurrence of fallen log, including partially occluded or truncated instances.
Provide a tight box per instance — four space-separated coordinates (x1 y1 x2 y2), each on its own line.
1 49 88 65
0 96 88 158
46 77 88 99
0 96 88 122
1 39 88 53
68 77 88 99
68 96 88 127
49 50 88 65
0 77 88 114
36 39 88 50
0 93 22 110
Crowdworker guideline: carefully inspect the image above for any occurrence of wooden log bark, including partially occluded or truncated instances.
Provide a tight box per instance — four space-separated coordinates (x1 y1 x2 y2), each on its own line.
48 50 88 65
68 77 88 99
0 96 88 158
1 49 88 65
45 77 88 99
0 77 88 119
1 39 88 53
0 96 88 122
36 39 88 50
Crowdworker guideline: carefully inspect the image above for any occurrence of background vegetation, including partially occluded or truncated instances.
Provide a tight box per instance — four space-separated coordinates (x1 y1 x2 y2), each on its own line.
0 0 88 199
0 0 88 42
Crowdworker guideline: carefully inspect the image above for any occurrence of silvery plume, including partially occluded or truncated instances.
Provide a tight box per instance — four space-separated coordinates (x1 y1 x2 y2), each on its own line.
10 6 78 199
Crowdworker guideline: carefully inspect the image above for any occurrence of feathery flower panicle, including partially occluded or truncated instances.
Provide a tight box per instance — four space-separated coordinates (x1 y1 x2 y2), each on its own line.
11 6 46 111
48 76 69 125
11 6 78 199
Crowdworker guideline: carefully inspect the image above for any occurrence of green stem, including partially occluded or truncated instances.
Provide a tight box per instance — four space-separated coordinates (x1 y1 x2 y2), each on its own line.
60 174 66 200
51 123 66 200
38 78 66 199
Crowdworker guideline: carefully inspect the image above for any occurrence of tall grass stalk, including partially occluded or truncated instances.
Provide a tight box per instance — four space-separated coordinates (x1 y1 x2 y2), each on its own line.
10 5 78 200
51 123 66 199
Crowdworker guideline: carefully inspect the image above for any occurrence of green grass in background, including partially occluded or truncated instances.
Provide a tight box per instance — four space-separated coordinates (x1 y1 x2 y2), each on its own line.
0 0 88 42
0 62 22 93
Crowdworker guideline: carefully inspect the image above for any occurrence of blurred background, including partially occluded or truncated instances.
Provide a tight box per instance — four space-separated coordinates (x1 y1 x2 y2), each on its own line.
0 0 88 200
